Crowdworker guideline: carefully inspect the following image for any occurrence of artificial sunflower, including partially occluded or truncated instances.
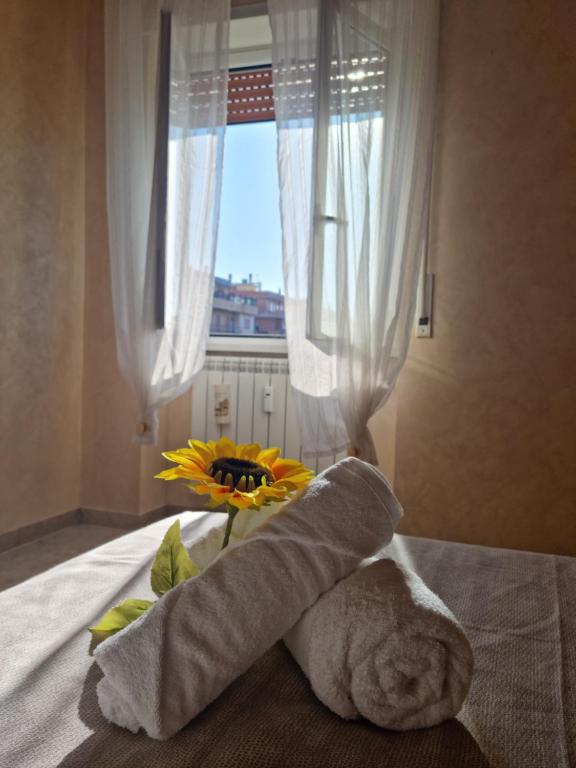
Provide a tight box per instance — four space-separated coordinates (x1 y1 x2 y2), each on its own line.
156 437 314 548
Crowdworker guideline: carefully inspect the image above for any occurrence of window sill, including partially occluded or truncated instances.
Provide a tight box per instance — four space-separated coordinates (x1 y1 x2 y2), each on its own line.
207 335 288 357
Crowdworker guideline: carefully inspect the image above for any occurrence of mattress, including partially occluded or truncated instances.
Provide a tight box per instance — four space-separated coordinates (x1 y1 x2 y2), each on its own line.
1 512 574 768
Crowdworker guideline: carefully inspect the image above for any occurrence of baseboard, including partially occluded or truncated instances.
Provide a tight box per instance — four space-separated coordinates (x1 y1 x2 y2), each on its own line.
0 505 189 554
78 505 188 529
0 509 80 554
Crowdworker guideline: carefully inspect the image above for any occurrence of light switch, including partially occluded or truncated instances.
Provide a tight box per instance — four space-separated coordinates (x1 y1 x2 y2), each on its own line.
416 317 431 338
263 385 274 413
415 272 434 338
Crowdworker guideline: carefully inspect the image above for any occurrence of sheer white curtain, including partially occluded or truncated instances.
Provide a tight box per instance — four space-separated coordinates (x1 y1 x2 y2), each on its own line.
105 0 229 443
269 0 439 463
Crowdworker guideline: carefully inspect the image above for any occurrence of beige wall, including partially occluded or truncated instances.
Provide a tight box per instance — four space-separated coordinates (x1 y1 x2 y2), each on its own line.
376 0 576 555
0 1 88 535
81 0 168 517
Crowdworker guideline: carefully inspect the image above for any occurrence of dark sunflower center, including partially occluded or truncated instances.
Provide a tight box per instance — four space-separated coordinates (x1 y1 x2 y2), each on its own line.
209 457 273 490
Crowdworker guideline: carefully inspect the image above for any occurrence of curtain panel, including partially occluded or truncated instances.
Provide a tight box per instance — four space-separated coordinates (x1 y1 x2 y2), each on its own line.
269 0 439 462
105 0 230 443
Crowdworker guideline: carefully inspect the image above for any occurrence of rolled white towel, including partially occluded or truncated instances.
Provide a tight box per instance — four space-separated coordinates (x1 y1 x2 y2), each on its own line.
94 458 403 740
283 557 474 731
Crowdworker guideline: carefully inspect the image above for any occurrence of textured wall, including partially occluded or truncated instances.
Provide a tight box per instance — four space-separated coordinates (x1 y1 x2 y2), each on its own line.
380 0 576 555
0 1 88 535
81 0 168 516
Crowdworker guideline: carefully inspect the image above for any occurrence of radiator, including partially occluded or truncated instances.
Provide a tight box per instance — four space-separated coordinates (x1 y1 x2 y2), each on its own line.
190 356 346 473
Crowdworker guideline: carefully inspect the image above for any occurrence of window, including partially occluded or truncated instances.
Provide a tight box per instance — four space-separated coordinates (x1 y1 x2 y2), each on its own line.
157 10 287 348
207 12 286 342
210 108 285 339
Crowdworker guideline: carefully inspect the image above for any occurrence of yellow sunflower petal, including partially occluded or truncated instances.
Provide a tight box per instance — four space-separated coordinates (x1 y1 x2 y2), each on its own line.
186 482 209 494
174 462 212 479
180 453 207 469
271 458 314 481
276 480 308 493
227 490 259 510
203 485 234 505
161 450 204 470
155 467 184 481
157 465 210 483
185 483 224 506
183 471 215 484
186 440 215 467
214 436 238 459
272 471 313 487
257 447 281 467
236 443 261 461
255 485 288 503
205 483 232 498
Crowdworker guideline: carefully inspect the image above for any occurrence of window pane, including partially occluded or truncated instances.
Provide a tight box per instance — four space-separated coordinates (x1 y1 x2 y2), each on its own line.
211 121 285 337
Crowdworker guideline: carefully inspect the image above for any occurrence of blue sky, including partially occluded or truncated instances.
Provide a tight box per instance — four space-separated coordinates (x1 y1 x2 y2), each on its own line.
215 121 284 293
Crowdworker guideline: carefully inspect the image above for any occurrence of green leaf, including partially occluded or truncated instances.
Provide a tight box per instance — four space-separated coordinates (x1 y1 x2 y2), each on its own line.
150 519 200 597
89 598 154 643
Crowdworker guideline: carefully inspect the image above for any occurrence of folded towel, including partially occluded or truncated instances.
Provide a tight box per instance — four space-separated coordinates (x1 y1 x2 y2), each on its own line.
283 557 474 731
94 457 403 740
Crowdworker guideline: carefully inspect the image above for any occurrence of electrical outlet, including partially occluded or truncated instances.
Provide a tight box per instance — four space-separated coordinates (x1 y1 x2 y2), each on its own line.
214 383 232 424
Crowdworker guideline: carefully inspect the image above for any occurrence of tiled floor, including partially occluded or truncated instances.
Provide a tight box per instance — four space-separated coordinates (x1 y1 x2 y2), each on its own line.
0 525 128 592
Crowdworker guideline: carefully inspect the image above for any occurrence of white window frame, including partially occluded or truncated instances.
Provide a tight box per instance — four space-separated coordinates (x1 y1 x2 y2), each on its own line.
207 334 287 356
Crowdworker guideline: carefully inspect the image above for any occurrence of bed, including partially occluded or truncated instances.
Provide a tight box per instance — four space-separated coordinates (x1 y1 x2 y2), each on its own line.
1 512 574 768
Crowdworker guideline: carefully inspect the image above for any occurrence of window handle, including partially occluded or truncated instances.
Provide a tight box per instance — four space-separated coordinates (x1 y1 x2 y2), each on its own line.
315 212 348 226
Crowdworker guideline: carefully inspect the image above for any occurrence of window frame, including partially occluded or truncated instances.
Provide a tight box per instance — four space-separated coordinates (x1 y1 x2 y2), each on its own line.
207 334 287 356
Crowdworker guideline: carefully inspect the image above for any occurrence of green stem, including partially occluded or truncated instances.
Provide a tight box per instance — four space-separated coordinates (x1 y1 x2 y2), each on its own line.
221 505 238 550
